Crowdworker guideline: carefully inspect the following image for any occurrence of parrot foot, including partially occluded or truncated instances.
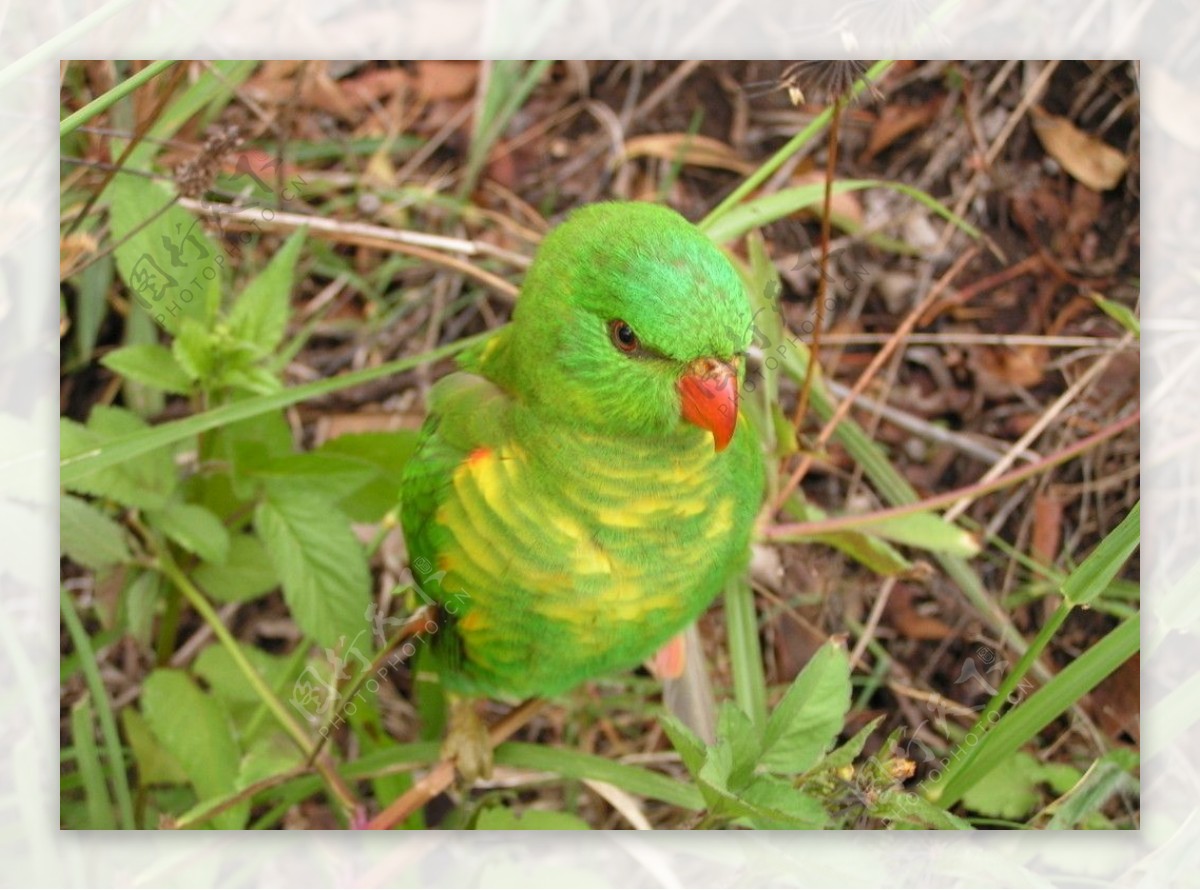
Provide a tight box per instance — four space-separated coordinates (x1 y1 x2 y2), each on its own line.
443 696 493 783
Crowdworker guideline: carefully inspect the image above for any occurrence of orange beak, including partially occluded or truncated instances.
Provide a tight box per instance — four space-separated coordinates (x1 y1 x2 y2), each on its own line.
677 357 738 452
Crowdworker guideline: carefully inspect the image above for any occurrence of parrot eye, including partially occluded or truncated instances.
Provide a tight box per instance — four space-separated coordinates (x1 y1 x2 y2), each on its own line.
609 320 639 353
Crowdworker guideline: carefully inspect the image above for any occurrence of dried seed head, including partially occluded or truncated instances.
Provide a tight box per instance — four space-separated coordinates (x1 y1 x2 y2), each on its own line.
174 124 244 199
746 61 881 107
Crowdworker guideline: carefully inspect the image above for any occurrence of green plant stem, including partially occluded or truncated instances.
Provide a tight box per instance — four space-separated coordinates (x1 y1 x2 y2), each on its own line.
699 60 893 232
723 578 767 728
146 527 359 817
60 60 178 137
61 590 137 829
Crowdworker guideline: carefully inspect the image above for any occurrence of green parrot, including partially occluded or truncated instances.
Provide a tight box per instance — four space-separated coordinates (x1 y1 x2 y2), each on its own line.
400 201 765 776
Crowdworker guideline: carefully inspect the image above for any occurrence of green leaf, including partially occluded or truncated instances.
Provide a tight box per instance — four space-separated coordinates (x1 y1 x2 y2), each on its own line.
60 407 177 510
100 343 193 395
713 701 762 791
475 806 590 830
858 511 981 557
194 641 300 708
317 431 421 522
171 317 216 383
60 494 131 569
760 638 851 774
705 178 980 245
780 497 912 575
193 533 279 603
1089 292 1140 337
659 712 706 778
739 775 828 829
927 612 1140 809
961 750 1045 820
872 788 974 830
821 716 884 771
73 254 113 366
60 331 489 486
1043 749 1138 829
228 227 306 353
146 501 230 564
140 669 248 829
121 708 188 786
254 491 370 648
108 175 226 333
70 697 115 829
119 569 163 646
1062 502 1139 607
251 452 380 505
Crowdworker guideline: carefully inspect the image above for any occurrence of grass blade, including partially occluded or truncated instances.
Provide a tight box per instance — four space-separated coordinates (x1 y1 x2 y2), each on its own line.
60 589 136 829
60 331 489 484
928 612 1139 809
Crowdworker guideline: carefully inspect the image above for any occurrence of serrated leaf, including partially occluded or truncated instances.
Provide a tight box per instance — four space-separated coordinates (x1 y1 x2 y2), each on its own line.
659 712 706 778
60 494 131 569
251 452 379 504
821 716 884 771
872 788 974 830
739 775 828 829
255 491 370 648
100 344 193 395
761 639 851 774
228 227 306 353
193 533 279 603
60 407 177 510
194 641 300 708
317 431 421 522
140 669 247 829
714 701 762 792
108 175 225 333
171 317 215 382
146 501 230 564
961 750 1045 820
475 807 590 830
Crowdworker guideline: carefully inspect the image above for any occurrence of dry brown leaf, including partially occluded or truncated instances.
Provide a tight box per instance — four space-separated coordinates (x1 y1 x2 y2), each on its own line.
1031 106 1129 191
60 232 97 278
1031 493 1063 565
415 61 479 101
860 97 943 164
885 586 955 641
339 68 412 109
786 170 865 227
1089 653 1139 743
621 133 753 175
973 344 1049 394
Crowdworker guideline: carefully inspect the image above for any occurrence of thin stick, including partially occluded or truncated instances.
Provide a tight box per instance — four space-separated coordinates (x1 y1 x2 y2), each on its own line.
766 409 1138 541
364 698 544 830
773 247 979 514
849 577 897 672
942 331 1134 522
180 199 521 300
791 98 843 439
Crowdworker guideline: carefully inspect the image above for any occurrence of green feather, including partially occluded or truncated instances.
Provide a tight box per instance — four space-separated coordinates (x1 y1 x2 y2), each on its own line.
401 202 765 699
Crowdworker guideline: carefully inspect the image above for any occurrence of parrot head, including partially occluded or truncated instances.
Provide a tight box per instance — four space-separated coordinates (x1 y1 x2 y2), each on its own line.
506 202 754 452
